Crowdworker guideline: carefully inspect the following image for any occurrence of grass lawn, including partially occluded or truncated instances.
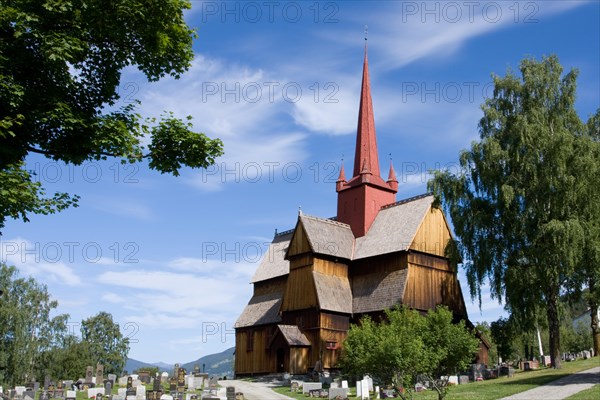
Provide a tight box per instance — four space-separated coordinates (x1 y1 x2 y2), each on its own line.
565 384 600 400
272 357 600 400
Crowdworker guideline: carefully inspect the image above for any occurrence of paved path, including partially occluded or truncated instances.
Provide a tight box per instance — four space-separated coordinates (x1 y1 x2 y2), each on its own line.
217 380 293 400
500 366 600 400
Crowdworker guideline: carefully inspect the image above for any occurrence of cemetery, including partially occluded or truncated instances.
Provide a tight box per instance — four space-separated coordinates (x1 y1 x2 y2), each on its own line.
0 364 243 400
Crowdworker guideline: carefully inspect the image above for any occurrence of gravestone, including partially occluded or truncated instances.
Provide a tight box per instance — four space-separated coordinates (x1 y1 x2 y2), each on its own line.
208 377 218 391
22 391 35 400
40 391 49 400
290 381 299 392
96 395 103 400
135 386 145 400
44 376 51 391
104 381 113 398
329 382 339 389
153 376 161 392
159 396 173 400
168 378 176 394
328 388 348 400
56 381 64 399
96 365 104 386
176 369 186 389
459 375 470 384
125 389 136 399
48 384 55 399
341 381 348 389
173 364 179 377
225 387 235 400
33 383 40 393
66 391 76 400
193 365 200 377
363 375 373 392
146 392 161 400
117 389 126 398
126 378 132 390
302 383 321 395
107 375 116 386
86 367 94 384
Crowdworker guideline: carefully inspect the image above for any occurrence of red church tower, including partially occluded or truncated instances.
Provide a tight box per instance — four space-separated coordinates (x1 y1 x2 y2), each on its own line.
336 45 398 237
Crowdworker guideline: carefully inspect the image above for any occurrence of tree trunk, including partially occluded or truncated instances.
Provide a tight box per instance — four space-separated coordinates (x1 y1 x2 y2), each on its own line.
589 278 600 357
546 288 562 368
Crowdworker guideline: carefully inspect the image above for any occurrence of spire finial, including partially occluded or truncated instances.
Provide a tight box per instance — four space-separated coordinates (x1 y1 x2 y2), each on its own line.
364 25 368 41
298 206 302 216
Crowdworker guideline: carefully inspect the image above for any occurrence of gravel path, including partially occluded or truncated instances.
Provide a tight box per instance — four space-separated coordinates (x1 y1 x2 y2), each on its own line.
500 366 600 400
216 380 294 400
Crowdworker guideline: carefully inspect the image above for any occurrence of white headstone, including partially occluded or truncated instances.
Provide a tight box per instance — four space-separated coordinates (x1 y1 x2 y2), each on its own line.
126 396 136 400
67 391 76 398
118 377 128 386
448 376 459 385
135 385 145 400
375 386 380 399
363 376 373 392
302 382 322 394
118 388 127 397
341 381 348 389
360 380 369 399
160 396 173 400
15 387 26 396
356 382 361 398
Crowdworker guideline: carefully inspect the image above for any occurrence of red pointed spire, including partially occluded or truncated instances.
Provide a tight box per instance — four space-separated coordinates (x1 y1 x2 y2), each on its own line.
337 163 346 182
353 44 380 178
336 42 398 238
387 160 398 191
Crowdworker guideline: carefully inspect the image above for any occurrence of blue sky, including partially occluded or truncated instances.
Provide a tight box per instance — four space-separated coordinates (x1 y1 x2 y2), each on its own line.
1 1 599 365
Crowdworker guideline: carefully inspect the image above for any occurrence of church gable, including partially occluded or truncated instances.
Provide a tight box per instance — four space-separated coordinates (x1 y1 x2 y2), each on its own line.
409 205 453 258
286 215 354 260
354 194 434 260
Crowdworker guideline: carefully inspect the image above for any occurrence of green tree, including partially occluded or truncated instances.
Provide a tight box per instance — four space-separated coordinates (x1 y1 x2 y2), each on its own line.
421 308 480 400
475 322 498 365
429 55 598 368
490 318 518 362
340 307 478 400
41 335 94 381
81 312 129 375
0 0 223 231
0 263 69 385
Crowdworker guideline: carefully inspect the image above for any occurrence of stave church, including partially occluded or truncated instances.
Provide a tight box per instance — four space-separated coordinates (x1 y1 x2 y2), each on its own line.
234 45 489 376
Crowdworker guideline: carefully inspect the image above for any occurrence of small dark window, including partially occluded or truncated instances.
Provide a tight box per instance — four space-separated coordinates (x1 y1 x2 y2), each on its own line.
325 340 338 350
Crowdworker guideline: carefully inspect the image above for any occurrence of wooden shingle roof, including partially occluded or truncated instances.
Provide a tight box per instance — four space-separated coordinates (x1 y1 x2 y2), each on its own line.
313 271 353 314
276 324 311 346
250 194 436 283
299 215 354 259
234 291 282 328
354 194 434 260
251 232 292 283
352 269 409 314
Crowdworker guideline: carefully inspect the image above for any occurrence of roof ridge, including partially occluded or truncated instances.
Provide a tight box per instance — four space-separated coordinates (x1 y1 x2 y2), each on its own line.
274 228 294 237
301 213 352 229
381 192 433 210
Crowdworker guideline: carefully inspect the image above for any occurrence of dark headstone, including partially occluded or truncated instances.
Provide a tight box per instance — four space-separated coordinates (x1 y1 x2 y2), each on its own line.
126 378 132 390
86 367 94 383
176 369 186 388
22 391 35 400
291 382 299 392
40 391 49 400
169 378 177 393
153 375 161 392
33 383 40 393
226 387 235 400
44 377 51 390
96 364 104 385
104 381 112 396
125 389 136 398
145 391 161 400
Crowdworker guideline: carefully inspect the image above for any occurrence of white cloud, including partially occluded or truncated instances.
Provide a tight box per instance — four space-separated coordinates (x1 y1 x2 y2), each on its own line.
1 238 82 286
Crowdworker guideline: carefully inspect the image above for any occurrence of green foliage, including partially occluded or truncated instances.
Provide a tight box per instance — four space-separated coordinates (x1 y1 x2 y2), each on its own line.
340 306 479 400
0 162 79 230
81 311 130 375
429 55 600 368
134 366 159 375
0 263 70 386
0 0 223 231
475 322 498 365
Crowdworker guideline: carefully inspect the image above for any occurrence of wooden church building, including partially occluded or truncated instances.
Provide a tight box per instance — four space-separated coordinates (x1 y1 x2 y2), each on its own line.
234 46 487 376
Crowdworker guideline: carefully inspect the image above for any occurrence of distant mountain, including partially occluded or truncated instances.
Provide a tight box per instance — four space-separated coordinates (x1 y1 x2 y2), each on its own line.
124 347 235 377
182 347 235 377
